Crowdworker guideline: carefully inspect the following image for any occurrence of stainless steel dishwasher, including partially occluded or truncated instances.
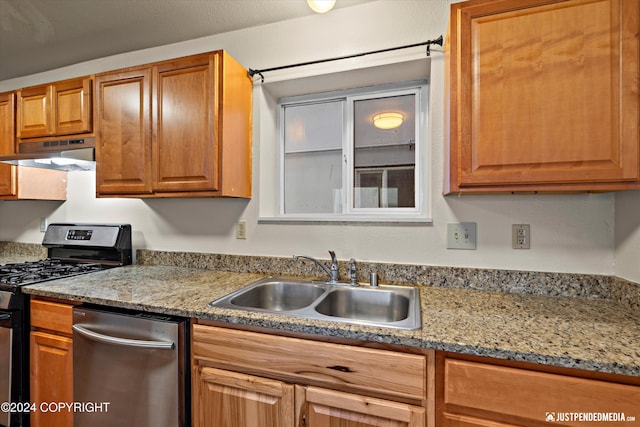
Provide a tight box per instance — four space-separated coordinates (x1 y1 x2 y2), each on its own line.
72 305 189 427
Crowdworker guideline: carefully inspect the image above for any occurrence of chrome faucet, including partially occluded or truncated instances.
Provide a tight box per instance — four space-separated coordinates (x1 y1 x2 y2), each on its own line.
293 250 339 284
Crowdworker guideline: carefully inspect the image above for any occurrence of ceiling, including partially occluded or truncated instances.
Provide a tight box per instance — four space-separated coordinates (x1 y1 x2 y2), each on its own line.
0 0 374 81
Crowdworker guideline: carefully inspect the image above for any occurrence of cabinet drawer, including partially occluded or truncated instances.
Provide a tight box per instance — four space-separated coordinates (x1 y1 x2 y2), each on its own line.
192 324 426 401
444 359 640 426
30 300 74 335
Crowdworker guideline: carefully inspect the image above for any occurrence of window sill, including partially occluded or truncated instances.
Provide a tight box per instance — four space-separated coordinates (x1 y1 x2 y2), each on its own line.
258 215 433 225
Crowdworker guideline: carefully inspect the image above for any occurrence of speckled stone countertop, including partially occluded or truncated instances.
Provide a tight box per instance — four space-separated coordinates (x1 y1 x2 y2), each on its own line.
21 264 640 377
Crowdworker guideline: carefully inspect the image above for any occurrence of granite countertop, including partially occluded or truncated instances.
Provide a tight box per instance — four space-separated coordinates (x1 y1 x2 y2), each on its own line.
21 264 640 377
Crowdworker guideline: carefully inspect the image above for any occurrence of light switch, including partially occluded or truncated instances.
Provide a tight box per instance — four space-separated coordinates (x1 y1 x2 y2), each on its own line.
236 221 247 239
447 222 477 250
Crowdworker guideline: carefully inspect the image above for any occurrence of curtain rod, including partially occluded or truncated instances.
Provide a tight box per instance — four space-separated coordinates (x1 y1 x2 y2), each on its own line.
248 35 443 83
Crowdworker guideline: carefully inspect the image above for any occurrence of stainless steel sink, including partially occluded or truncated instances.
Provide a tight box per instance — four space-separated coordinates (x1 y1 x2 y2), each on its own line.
209 277 421 330
230 281 325 311
314 287 411 322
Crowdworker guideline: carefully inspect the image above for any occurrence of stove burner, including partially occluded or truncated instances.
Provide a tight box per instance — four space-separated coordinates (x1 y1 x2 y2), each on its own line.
0 259 106 286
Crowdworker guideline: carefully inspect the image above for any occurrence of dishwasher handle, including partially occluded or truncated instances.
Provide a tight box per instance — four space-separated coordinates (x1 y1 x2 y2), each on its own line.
72 324 175 350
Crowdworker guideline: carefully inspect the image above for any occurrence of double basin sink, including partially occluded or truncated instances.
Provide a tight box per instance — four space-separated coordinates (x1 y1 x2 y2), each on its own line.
209 277 421 330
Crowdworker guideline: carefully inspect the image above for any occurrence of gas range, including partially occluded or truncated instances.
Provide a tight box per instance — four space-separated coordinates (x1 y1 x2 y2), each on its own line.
0 223 131 307
0 259 107 288
0 223 132 427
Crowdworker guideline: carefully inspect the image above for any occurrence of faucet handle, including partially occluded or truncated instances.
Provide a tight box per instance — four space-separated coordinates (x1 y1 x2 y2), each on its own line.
349 258 357 285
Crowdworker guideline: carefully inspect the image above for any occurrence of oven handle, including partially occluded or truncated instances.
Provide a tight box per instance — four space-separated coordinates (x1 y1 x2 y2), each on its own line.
72 324 175 350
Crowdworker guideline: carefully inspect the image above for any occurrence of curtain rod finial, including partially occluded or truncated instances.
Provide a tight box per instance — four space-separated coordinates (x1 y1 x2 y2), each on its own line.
248 68 264 83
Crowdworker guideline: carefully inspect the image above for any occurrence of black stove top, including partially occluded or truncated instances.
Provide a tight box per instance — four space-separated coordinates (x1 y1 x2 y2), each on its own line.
0 223 132 295
0 258 108 288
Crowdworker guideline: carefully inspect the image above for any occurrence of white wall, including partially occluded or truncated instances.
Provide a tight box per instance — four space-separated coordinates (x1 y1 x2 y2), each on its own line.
615 191 640 283
0 0 636 278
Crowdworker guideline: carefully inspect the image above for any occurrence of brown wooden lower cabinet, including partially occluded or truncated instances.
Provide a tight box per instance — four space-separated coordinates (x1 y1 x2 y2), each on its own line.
193 324 640 427
191 323 432 427
438 355 640 427
29 299 76 427
192 365 425 427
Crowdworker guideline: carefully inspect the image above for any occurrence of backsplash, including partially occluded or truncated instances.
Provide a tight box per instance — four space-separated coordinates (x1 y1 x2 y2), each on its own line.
136 250 639 310
0 242 47 260
1 244 636 310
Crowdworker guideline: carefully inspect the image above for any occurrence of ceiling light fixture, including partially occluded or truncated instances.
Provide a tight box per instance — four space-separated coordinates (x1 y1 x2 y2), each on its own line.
373 112 404 130
307 0 336 13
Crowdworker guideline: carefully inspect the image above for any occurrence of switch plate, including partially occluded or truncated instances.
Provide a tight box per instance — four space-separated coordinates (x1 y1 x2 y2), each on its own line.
512 224 530 249
447 222 477 250
236 221 247 239
39 217 47 232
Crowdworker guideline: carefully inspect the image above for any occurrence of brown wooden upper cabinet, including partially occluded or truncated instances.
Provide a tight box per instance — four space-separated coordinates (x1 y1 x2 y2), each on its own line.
0 92 16 196
94 50 252 198
0 91 66 200
445 0 640 194
17 76 92 140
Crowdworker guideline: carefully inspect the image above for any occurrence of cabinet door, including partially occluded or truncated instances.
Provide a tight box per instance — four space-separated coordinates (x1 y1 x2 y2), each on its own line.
95 67 153 195
447 0 639 192
30 331 73 427
17 84 53 138
193 366 294 427
0 92 16 197
54 77 92 135
302 386 425 427
153 52 219 192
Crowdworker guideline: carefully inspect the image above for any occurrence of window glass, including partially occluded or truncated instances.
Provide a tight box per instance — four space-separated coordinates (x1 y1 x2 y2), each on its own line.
283 101 343 213
353 94 415 209
279 83 426 220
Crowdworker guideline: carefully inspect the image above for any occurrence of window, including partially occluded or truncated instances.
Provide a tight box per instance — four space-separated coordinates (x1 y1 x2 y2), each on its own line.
279 82 429 221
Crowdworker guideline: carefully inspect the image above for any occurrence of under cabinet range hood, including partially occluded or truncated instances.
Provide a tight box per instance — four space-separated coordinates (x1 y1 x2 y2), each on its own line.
0 137 96 171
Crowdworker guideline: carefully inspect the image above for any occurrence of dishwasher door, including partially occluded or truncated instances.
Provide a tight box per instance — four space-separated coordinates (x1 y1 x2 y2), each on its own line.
72 306 188 427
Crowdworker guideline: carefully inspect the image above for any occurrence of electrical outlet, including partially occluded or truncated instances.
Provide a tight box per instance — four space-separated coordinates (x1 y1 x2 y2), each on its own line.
236 221 247 239
39 217 48 232
447 222 477 250
512 224 530 249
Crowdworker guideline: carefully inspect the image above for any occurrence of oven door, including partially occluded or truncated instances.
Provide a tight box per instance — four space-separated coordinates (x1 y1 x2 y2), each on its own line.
0 307 25 427
0 312 14 427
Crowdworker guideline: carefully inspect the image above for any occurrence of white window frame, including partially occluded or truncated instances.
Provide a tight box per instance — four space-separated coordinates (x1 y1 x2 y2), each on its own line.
277 81 430 223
